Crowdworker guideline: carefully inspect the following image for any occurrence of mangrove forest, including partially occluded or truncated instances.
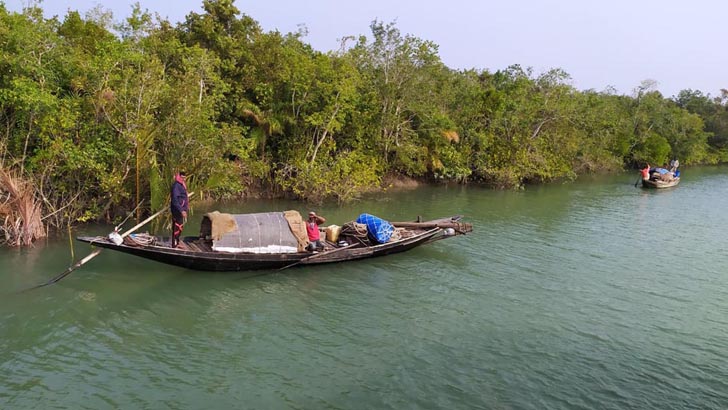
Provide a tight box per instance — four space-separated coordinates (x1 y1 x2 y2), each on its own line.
1 0 728 246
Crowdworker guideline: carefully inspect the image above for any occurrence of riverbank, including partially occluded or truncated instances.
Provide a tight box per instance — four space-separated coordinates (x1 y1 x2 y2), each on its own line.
0 164 695 248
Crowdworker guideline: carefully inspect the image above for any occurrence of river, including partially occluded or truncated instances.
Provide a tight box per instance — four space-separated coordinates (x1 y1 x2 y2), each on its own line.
1 167 728 409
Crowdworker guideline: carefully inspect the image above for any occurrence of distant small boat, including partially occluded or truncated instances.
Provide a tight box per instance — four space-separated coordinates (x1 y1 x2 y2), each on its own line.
640 166 680 189
642 177 680 189
77 211 472 273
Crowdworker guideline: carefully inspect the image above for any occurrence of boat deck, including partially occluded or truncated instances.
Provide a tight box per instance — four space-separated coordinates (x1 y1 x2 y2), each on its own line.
76 215 472 272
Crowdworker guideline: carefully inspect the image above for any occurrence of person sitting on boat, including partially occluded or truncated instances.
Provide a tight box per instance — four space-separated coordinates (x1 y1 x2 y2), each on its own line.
170 171 189 248
305 211 326 252
669 158 679 172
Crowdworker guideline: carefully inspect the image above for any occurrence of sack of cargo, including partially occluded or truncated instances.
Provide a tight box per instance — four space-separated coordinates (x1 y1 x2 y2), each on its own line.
355 213 394 244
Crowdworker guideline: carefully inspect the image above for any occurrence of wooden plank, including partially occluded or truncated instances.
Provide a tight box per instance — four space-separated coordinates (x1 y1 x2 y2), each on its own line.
278 243 358 271
390 221 470 230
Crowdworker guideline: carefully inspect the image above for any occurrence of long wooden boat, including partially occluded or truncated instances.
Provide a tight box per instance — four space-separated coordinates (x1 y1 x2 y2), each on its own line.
642 177 680 189
77 212 472 273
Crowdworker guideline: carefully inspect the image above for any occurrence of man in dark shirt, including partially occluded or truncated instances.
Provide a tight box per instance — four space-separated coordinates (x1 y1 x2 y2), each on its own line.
170 171 189 248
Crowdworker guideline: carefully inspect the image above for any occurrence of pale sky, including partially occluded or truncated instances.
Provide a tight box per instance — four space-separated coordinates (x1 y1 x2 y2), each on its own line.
4 0 726 98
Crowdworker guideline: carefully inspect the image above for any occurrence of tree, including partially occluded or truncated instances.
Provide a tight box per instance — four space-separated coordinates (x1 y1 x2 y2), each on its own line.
675 89 728 161
351 20 442 176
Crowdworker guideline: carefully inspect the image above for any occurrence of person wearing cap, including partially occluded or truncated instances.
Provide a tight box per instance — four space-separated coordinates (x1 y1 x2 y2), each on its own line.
305 211 326 252
170 171 189 248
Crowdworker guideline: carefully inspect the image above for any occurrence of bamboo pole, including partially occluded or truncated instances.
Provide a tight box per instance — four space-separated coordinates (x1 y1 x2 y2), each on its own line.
278 243 357 271
389 221 468 229
26 192 194 290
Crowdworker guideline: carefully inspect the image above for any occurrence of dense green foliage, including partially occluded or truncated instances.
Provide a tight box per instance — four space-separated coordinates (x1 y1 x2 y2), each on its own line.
1 1 727 234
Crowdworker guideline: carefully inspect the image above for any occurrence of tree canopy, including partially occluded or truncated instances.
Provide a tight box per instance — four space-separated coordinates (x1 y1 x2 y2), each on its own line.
1 1 725 244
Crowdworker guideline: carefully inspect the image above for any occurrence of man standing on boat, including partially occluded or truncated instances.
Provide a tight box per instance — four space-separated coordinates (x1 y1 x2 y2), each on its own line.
306 211 326 252
170 171 189 248
641 163 651 181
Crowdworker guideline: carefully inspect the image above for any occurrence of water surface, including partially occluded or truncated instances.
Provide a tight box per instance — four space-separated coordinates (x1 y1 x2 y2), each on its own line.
2 167 728 409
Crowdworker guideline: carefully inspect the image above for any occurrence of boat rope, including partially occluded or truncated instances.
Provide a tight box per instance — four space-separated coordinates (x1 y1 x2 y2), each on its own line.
340 222 371 246
123 233 156 246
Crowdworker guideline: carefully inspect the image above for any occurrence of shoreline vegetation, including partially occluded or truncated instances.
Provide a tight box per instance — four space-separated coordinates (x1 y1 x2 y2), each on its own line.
2 1 728 247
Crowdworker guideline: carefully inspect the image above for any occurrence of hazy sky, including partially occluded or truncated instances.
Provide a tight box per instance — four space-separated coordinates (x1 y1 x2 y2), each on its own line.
5 0 726 97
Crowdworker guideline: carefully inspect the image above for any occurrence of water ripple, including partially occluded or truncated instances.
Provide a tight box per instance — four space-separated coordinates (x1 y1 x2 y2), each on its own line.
3 171 728 408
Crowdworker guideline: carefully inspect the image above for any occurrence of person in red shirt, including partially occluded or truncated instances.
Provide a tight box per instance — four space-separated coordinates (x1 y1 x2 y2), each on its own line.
305 211 326 252
640 163 651 180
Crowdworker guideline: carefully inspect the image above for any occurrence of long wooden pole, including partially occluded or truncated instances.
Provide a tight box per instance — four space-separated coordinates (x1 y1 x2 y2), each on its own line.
119 204 170 238
26 192 194 290
24 249 104 290
278 243 357 271
389 221 467 229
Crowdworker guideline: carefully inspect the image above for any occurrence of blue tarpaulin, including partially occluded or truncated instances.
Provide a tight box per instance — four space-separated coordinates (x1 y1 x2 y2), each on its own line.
356 213 394 244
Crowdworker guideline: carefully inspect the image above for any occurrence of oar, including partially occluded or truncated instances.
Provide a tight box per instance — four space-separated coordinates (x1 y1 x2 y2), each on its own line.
278 243 358 271
389 221 472 230
118 203 174 240
634 178 642 187
25 248 104 289
389 221 473 235
26 193 194 290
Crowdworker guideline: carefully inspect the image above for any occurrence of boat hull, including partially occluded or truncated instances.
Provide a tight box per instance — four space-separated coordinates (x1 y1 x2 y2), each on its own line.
642 177 680 189
77 223 453 272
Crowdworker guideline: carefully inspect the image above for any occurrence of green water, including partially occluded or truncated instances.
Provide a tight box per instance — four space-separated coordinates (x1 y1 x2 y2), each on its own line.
2 168 728 409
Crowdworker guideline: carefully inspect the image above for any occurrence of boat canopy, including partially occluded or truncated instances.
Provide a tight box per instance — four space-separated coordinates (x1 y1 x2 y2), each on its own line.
200 211 308 253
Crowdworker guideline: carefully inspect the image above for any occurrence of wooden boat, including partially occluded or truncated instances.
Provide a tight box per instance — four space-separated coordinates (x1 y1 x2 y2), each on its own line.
640 166 680 189
77 212 472 273
642 177 680 189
